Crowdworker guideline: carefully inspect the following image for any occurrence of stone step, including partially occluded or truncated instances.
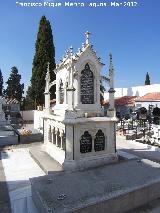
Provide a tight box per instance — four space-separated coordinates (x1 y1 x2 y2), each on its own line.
29 146 63 174
0 135 18 147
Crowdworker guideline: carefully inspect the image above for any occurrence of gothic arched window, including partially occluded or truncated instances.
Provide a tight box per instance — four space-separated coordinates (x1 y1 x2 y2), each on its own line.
80 64 94 104
94 130 105 151
80 131 92 153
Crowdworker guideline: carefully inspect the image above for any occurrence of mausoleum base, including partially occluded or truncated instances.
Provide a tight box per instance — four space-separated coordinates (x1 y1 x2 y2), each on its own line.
43 141 118 171
43 115 118 171
44 142 65 165
31 158 160 213
62 153 118 171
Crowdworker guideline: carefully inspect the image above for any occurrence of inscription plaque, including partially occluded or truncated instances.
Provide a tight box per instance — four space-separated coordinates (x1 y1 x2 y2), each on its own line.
81 64 94 104
94 130 105 151
80 131 92 153
59 80 64 104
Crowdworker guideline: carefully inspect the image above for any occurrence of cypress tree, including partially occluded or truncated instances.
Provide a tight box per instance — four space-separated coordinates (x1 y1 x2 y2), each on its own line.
145 72 150 85
28 16 56 107
4 66 24 101
0 69 3 96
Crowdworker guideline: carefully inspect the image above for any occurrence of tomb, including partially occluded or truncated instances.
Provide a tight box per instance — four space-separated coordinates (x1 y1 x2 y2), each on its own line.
0 96 7 127
42 32 118 170
31 33 160 213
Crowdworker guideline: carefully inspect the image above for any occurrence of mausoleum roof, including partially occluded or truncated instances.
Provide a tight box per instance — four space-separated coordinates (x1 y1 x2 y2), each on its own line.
56 32 104 70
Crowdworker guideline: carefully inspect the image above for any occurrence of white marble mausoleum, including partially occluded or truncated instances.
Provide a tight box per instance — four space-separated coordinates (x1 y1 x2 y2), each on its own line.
41 32 118 170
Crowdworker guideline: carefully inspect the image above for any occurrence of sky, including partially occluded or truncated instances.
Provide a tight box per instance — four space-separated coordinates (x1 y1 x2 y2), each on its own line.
0 0 160 94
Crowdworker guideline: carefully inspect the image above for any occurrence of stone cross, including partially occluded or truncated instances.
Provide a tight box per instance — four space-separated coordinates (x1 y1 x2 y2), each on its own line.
85 31 91 45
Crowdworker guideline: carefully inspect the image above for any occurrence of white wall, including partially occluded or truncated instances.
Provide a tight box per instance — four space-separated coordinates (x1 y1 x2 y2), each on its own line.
20 110 34 121
104 84 160 100
135 101 160 110
34 110 44 131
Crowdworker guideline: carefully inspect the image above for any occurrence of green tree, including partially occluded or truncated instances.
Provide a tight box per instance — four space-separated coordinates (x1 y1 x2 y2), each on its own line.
25 93 35 110
4 66 24 101
0 69 3 96
27 16 56 108
145 72 150 85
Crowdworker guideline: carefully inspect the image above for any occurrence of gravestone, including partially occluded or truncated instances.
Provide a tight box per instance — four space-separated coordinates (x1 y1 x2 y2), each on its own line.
0 96 6 126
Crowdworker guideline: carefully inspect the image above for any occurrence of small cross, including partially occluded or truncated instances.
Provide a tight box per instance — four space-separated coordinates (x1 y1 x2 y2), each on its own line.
85 31 91 45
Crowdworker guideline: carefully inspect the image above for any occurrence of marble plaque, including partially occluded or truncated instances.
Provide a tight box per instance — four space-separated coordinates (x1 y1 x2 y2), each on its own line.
94 130 105 151
80 131 92 153
81 64 94 104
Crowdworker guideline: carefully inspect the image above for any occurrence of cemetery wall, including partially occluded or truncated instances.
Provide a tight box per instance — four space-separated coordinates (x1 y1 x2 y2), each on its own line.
20 110 34 121
104 84 160 100
34 110 44 131
135 101 160 109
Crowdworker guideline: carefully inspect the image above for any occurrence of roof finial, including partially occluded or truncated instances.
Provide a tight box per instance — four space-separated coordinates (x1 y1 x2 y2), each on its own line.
47 62 50 72
66 49 69 57
78 48 81 54
109 53 112 65
68 46 73 59
85 31 91 45
82 43 85 49
70 46 73 56
109 53 114 77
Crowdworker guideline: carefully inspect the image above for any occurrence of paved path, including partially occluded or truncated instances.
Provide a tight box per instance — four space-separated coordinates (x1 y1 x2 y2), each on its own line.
117 135 160 213
117 135 160 163
1 138 160 213
1 148 45 213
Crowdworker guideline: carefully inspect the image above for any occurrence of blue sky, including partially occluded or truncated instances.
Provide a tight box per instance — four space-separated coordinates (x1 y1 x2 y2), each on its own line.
0 0 160 93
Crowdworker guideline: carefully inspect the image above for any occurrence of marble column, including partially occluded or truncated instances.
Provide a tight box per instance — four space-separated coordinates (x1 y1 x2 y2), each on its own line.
51 128 54 143
55 128 58 146
60 131 64 150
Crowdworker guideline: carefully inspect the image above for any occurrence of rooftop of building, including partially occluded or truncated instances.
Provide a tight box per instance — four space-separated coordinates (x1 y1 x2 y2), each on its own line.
103 96 137 106
136 92 160 102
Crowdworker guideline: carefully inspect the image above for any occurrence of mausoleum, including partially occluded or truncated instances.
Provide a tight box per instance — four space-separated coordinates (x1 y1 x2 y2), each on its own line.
41 32 118 170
